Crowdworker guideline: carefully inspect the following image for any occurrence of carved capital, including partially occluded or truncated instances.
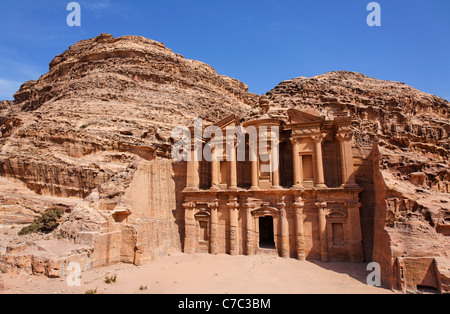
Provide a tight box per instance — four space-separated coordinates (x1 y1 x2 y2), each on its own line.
277 201 286 210
242 202 256 210
336 131 353 142
311 134 324 144
293 201 305 210
315 202 328 210
207 201 219 210
227 199 240 210
183 202 196 210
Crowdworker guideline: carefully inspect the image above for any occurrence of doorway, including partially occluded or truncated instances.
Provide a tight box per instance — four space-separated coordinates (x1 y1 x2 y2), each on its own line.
259 216 275 249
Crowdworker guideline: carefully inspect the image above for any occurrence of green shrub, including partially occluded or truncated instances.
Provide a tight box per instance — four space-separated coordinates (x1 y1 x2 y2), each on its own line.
104 274 117 284
19 209 64 236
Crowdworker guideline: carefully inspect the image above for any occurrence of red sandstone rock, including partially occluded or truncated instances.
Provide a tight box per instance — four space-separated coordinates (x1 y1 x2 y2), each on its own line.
0 34 256 277
266 72 449 293
0 35 448 293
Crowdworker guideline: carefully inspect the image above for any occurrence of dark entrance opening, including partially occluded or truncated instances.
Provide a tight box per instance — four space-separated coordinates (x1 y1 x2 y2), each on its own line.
259 216 275 249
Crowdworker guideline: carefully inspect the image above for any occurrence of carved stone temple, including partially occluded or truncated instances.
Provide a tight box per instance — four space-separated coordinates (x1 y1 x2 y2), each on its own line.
182 96 365 262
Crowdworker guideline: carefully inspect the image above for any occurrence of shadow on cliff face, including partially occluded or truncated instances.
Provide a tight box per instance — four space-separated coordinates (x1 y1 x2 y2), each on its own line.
172 161 187 251
354 144 380 263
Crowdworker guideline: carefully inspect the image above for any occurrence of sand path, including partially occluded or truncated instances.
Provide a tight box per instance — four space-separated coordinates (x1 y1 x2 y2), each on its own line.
0 253 392 294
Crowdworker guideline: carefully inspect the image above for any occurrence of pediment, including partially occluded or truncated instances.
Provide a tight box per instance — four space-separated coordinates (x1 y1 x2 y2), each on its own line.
288 109 324 125
251 203 279 217
327 211 348 219
195 211 211 219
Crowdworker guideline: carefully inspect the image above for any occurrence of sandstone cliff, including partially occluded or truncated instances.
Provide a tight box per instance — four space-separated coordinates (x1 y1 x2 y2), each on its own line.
3 33 256 197
265 71 450 292
0 35 448 293
0 34 257 274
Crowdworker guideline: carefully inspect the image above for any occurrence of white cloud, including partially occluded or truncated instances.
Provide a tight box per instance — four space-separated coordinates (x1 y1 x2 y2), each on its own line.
0 78 22 100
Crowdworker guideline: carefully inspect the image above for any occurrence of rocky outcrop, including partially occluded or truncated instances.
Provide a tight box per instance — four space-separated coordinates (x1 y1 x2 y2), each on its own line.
0 34 256 276
265 71 449 293
14 33 255 122
266 72 448 160
0 35 448 293
2 33 256 198
0 101 21 139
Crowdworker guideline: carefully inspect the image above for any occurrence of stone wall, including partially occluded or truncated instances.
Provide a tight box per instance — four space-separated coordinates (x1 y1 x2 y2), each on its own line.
353 145 378 262
119 159 183 265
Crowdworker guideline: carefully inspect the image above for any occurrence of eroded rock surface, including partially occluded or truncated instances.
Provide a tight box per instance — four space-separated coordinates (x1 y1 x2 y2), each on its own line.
0 34 256 276
0 36 448 293
265 71 449 293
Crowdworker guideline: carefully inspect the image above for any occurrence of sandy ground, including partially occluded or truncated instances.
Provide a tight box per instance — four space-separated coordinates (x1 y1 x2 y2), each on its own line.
0 253 393 294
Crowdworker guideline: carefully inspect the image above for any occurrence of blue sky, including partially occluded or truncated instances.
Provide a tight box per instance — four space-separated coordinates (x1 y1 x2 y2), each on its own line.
0 0 448 100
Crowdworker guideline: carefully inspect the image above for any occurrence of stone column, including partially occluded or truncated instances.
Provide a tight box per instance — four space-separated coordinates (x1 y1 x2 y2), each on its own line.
244 202 255 256
291 139 304 189
346 201 364 262
208 201 219 255
277 198 289 258
270 134 281 190
293 197 306 261
316 202 329 262
183 202 196 254
312 136 326 188
228 199 239 255
186 144 200 191
337 130 358 188
272 165 281 189
228 142 238 190
210 146 220 191
250 142 260 190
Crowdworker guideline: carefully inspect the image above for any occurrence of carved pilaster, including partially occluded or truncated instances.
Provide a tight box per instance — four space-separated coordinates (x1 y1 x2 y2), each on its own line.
311 135 326 188
271 136 281 190
345 201 364 262
185 143 200 192
243 202 256 256
291 138 304 190
208 201 219 255
250 143 260 190
210 146 220 191
183 202 197 254
316 201 329 262
227 136 238 190
227 198 240 255
336 130 358 188
277 197 289 258
293 197 306 261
